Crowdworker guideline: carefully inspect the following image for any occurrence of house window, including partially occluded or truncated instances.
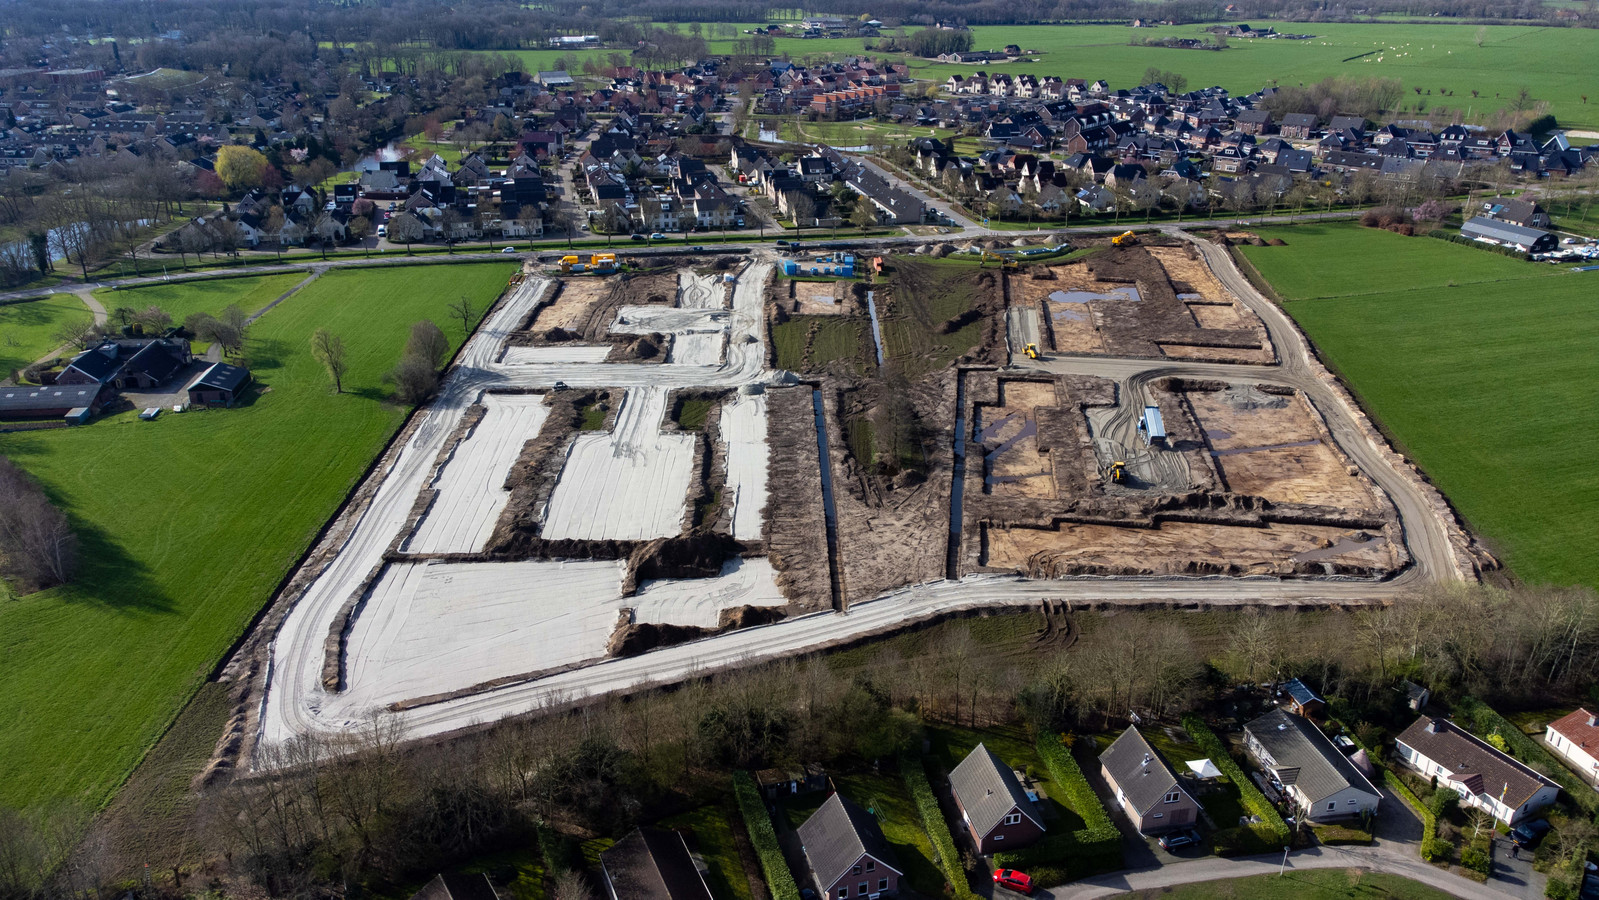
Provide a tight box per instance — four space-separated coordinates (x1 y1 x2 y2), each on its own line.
1349 799 1358 806
1164 791 1181 804
1004 813 1022 825
1327 802 1336 811
838 889 847 899
866 860 875 872
858 884 867 897
879 879 888 890
1152 812 1164 819
852 865 861 876
994 834 1005 841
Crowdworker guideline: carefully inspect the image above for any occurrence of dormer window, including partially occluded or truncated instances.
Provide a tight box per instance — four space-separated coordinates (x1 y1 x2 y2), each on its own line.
1164 791 1181 804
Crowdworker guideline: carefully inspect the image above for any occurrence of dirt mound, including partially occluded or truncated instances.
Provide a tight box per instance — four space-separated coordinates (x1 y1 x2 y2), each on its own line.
608 621 709 656
628 533 742 585
718 604 788 629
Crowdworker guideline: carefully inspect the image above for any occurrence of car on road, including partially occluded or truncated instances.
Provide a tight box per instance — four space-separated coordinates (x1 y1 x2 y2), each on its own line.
1513 819 1551 849
499 247 518 253
992 869 1033 895
691 245 706 251
376 225 387 237
630 234 645 241
552 381 569 391
1159 829 1201 851
649 232 666 240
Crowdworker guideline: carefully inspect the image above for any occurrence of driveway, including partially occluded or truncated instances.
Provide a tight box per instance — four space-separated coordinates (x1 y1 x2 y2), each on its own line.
1489 835 1545 900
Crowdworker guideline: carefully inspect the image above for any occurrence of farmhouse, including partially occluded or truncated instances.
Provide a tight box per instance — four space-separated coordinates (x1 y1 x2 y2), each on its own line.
949 743 1045 852
1099 726 1202 833
187 362 252 407
1460 216 1557 253
599 827 714 900
796 793 903 900
1395 716 1559 824
0 383 106 421
58 338 193 390
1244 709 1381 821
1546 709 1599 785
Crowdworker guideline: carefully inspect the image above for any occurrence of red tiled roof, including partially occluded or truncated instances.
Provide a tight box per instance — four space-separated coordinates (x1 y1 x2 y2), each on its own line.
1549 708 1599 753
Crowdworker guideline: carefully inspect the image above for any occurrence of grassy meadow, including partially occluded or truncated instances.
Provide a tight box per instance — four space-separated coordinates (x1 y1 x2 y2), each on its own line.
94 272 308 328
0 294 94 376
1239 224 1599 589
0 262 515 814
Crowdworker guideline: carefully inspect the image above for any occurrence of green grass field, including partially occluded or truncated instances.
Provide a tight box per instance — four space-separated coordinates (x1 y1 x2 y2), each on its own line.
0 294 92 375
1240 224 1599 589
0 262 515 814
1122 869 1455 899
93 274 309 354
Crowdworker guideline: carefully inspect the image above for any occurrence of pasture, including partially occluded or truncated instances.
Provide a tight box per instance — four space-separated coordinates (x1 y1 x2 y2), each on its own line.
1240 224 1599 589
0 262 515 814
93 272 308 328
0 293 92 376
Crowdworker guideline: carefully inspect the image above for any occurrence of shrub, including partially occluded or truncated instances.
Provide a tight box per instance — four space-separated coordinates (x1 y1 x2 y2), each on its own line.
733 771 801 900
1421 835 1453 863
1462 847 1492 876
1427 788 1459 820
1181 717 1290 847
899 751 976 900
992 735 1122 879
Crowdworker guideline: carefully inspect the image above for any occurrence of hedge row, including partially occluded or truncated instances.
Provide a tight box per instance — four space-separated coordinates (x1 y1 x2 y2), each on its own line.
1181 717 1291 847
1456 696 1598 815
899 751 978 900
732 770 802 900
992 735 1123 880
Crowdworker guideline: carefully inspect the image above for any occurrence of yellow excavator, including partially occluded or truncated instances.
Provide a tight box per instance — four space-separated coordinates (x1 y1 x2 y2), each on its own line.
1106 460 1128 484
1023 342 1040 360
1112 230 1138 247
980 249 1019 270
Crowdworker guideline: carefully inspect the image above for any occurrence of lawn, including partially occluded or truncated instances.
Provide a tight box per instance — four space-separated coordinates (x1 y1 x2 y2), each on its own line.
0 293 92 376
0 262 515 814
93 272 307 329
1238 224 1599 590
777 770 947 897
1121 868 1456 899
659 804 754 900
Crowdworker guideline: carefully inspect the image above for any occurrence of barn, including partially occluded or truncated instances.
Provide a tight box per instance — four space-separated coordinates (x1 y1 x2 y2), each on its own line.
187 362 252 407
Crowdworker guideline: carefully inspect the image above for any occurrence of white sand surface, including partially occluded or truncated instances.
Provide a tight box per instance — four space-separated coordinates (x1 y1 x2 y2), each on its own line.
609 306 728 334
405 393 550 553
631 557 786 626
541 386 695 539
502 344 613 364
721 391 769 540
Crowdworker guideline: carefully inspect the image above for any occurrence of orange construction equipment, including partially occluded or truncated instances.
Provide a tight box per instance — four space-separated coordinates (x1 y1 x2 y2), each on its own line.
1112 230 1138 246
871 256 884 274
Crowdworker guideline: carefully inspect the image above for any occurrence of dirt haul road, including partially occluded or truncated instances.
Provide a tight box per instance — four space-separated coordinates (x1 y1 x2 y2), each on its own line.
255 247 1467 759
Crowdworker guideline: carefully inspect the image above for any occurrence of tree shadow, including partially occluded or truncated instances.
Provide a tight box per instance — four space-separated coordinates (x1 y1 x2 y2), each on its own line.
243 336 286 372
10 514 177 615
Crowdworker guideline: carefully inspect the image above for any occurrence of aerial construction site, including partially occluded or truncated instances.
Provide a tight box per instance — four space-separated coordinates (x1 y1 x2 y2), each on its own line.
229 230 1492 773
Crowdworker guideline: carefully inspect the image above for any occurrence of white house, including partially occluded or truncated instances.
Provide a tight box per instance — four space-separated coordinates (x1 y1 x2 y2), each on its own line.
1244 709 1381 821
1395 716 1560 825
1546 709 1599 785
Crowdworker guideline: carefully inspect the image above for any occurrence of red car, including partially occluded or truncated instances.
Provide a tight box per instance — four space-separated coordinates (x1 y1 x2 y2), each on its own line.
993 869 1033 895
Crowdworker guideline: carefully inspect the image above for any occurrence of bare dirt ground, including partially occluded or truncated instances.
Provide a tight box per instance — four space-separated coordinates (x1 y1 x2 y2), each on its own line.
1185 385 1388 512
984 519 1397 577
1015 246 1274 364
791 280 853 316
764 385 833 612
973 379 1060 500
528 279 609 332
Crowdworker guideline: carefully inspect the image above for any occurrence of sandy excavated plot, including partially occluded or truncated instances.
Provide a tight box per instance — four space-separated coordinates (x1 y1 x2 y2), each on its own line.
975 380 1057 499
1149 247 1230 302
406 394 551 553
794 281 849 315
986 519 1395 575
542 386 695 540
530 280 609 331
610 305 728 367
342 559 627 706
502 345 614 364
631 557 786 626
1186 387 1385 511
721 390 769 541
1018 267 1111 355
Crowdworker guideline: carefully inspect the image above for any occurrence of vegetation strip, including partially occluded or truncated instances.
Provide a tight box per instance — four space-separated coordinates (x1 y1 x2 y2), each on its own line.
899 749 977 900
732 770 801 900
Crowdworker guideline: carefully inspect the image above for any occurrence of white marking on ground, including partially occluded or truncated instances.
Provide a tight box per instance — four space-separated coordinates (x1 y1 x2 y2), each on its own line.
541 386 695 540
721 390 769 540
678 269 726 309
502 345 612 364
341 559 626 707
405 393 550 553
609 306 728 334
631 557 786 627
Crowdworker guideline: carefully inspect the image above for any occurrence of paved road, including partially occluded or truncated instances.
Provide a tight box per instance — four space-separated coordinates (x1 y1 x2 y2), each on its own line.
250 235 1470 758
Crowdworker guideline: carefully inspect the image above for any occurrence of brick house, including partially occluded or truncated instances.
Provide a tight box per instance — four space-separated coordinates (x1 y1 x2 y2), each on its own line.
949 743 1045 853
186 362 251 407
797 793 903 899
1245 709 1381 821
1099 726 1203 833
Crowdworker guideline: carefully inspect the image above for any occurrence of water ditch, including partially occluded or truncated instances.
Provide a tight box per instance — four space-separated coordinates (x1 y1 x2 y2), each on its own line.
810 387 846 610
864 289 885 368
946 370 968 579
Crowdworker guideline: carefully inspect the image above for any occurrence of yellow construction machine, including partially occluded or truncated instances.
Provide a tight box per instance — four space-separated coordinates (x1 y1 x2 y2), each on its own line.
980 249 1019 270
1107 460 1128 484
1112 230 1138 246
1023 342 1040 360
558 254 581 272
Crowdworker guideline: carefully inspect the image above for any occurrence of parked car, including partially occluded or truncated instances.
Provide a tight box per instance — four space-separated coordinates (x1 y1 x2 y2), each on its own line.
552 381 569 391
499 247 518 253
376 225 387 237
992 869 1033 895
1513 819 1552 849
736 217 746 227
1159 829 1201 851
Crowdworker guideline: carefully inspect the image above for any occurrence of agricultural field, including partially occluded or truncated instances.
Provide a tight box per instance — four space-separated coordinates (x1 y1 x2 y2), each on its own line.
93 272 307 328
1240 224 1599 589
0 263 514 813
0 293 92 376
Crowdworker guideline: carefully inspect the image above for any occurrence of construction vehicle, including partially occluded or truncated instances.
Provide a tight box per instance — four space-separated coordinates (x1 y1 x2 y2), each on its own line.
980 249 1019 270
558 254 581 272
1112 230 1138 247
1106 460 1128 484
1023 342 1040 360
590 252 618 273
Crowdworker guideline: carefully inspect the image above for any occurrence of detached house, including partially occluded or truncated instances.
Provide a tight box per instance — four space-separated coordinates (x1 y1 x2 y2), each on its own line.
1245 709 1381 821
1100 726 1202 834
1395 716 1559 825
1546 709 1599 785
797 793 903 900
599 827 714 900
949 743 1045 853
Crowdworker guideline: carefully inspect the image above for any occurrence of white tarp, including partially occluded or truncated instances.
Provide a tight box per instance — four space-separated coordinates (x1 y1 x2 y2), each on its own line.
1187 758 1223 779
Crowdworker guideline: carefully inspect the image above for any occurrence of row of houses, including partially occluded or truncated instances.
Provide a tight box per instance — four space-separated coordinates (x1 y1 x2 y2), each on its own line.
732 142 929 226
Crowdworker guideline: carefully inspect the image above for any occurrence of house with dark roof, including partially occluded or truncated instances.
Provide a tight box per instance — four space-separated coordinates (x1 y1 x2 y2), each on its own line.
1460 216 1556 253
187 362 251 407
407 873 499 900
1244 708 1380 821
57 342 125 385
0 383 106 420
1282 677 1324 717
1480 196 1550 229
116 338 191 389
1100 726 1202 833
1546 709 1599 785
1396 716 1558 824
796 793 903 900
599 827 714 900
949 743 1045 853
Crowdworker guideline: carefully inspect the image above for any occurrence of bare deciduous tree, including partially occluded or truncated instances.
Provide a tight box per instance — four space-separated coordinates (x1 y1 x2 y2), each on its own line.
311 328 349 393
